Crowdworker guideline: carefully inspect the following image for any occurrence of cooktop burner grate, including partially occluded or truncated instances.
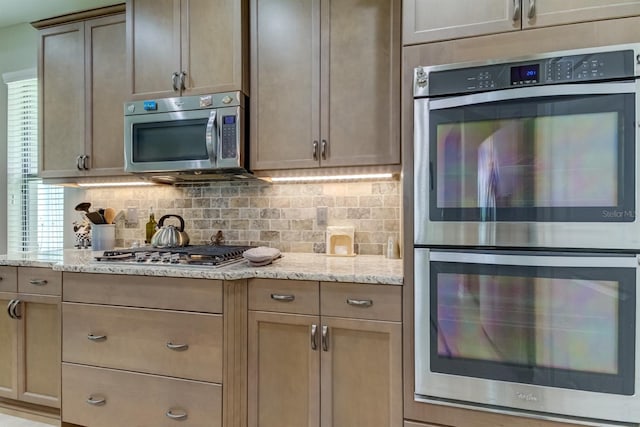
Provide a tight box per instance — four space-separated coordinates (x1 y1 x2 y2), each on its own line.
95 245 255 266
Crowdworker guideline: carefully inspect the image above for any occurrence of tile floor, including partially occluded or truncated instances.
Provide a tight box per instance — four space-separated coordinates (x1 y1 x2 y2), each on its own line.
0 413 57 427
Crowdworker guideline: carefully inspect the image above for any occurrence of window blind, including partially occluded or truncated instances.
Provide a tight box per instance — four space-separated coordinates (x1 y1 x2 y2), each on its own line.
4 70 64 252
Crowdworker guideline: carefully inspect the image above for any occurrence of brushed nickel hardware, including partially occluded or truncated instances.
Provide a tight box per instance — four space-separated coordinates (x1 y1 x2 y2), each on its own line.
76 155 83 171
10 300 21 319
86 396 106 406
179 71 187 91
82 155 90 170
313 140 319 161
270 294 295 302
512 0 520 21
87 334 107 342
311 324 318 350
6 300 14 319
321 139 327 160
29 279 48 286
166 342 189 351
166 409 188 420
222 95 233 104
527 0 536 19
346 298 373 308
322 325 329 352
171 72 180 91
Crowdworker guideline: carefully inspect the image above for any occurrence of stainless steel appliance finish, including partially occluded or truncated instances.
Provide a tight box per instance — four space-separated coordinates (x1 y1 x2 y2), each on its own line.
414 248 640 424
95 245 254 267
413 44 640 250
124 91 249 180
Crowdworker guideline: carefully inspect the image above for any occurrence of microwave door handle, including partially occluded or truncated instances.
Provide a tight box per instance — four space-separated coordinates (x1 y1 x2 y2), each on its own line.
205 110 217 165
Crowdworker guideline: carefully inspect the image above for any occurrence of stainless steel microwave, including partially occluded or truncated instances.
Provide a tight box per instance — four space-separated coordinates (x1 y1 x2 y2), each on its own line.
124 91 248 181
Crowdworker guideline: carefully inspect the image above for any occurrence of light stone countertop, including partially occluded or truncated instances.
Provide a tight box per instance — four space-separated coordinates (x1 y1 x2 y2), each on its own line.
0 250 403 285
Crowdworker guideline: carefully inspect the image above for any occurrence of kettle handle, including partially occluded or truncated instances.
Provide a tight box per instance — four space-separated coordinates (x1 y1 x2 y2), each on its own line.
157 214 185 232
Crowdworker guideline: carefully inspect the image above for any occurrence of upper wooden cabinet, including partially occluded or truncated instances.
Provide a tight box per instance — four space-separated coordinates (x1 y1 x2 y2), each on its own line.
36 7 127 179
403 0 640 45
126 0 248 100
250 0 400 171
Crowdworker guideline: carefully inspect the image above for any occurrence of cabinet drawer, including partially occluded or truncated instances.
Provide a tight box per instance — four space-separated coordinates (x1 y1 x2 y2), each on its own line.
62 303 223 382
0 266 17 293
320 282 401 321
63 272 222 313
62 363 221 427
249 279 319 315
18 267 61 296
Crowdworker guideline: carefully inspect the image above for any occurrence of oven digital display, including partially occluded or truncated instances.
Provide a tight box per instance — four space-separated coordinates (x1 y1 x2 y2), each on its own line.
511 63 539 84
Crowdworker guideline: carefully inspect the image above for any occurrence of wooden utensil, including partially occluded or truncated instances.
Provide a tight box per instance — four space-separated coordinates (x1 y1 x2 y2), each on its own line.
104 208 116 224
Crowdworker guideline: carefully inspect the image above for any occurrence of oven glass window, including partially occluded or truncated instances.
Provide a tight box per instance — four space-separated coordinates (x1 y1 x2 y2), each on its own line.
429 93 635 221
430 259 636 394
133 118 209 163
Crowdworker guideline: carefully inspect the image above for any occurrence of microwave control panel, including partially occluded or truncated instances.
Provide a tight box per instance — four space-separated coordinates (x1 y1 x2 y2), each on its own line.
416 47 636 97
220 115 238 159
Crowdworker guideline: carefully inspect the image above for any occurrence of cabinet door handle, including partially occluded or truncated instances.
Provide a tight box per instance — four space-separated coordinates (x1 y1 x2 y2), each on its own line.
87 334 107 342
171 72 180 91
346 298 373 308
86 396 106 406
6 300 15 319
270 293 295 302
512 0 520 21
321 325 329 352
166 409 188 420
83 155 90 170
11 300 21 319
76 155 83 171
321 139 327 160
29 279 48 286
166 342 189 351
179 71 187 91
527 0 535 19
311 324 318 350
312 140 319 161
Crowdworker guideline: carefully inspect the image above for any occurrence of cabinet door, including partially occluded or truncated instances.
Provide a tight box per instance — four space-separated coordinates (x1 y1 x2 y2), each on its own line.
403 0 519 45
320 0 401 167
320 317 401 427
16 294 60 408
523 0 640 28
85 14 127 176
181 0 245 95
248 311 320 427
0 293 18 401
38 22 86 178
127 0 181 99
250 0 321 170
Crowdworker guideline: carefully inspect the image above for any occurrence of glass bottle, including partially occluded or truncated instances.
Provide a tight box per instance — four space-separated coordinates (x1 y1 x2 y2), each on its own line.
145 207 157 244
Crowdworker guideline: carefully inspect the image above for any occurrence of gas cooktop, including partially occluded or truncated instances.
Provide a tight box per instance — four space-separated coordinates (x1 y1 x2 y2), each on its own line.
94 245 255 267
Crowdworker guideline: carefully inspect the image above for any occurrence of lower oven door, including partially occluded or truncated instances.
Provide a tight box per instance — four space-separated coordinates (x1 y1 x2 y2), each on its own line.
415 248 639 424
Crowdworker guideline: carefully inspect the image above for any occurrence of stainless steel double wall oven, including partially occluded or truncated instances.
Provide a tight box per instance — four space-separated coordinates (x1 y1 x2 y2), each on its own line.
413 44 640 425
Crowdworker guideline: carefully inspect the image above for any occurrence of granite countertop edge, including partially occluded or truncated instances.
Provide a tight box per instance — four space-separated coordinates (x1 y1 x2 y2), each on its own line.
0 251 404 286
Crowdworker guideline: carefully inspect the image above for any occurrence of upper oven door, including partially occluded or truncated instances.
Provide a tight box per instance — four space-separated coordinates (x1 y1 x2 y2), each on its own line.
414 81 640 250
124 108 218 173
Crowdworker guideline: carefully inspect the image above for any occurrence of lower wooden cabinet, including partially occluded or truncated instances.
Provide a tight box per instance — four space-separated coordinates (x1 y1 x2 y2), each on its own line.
62 363 222 427
248 279 402 427
0 267 61 409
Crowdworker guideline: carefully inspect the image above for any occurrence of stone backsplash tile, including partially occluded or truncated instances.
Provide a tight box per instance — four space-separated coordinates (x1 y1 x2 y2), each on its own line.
85 179 400 255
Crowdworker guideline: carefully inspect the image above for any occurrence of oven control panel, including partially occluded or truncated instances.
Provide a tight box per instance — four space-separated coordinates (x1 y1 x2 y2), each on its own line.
415 47 636 97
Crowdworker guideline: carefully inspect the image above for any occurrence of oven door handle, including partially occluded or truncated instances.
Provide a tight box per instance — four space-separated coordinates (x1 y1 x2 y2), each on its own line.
429 81 638 110
205 110 218 166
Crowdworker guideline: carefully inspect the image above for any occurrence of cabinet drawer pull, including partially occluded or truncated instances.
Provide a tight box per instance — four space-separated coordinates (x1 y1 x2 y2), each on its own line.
6 300 15 319
10 300 21 319
86 396 106 406
166 342 189 351
311 324 318 350
28 279 48 286
271 293 295 302
166 409 188 420
87 334 107 342
322 325 329 352
527 0 536 19
346 298 373 308
512 0 520 21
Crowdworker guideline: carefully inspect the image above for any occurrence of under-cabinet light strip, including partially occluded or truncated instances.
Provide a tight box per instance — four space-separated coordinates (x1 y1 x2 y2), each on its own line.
77 181 156 188
270 173 394 183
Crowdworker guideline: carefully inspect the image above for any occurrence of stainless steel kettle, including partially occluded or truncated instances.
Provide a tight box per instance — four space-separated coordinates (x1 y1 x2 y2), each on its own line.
150 214 190 248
